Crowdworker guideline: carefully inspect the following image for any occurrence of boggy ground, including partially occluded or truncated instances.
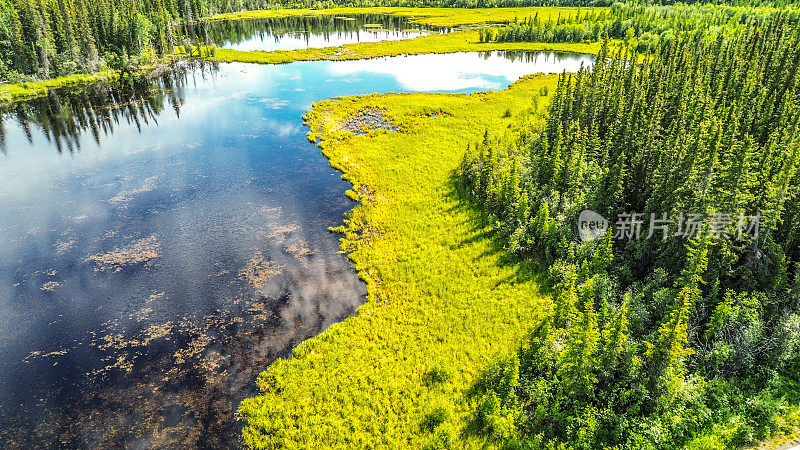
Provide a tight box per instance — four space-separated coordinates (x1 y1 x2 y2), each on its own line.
239 74 558 448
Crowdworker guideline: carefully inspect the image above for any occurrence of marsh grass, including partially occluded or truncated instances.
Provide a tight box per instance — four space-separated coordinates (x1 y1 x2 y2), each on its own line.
87 235 161 272
212 29 606 65
239 74 559 448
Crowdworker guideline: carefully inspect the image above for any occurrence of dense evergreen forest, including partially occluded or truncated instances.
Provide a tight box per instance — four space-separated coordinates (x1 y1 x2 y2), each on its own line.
0 0 224 81
461 10 800 448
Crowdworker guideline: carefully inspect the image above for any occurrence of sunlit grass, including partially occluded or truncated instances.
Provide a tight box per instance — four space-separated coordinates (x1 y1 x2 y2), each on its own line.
239 74 559 448
212 29 607 65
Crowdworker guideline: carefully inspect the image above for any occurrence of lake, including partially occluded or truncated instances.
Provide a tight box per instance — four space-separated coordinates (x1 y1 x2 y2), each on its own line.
204 14 442 52
0 50 594 447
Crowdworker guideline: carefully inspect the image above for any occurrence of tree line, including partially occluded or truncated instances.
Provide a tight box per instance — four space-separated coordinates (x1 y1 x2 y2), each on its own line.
1 0 210 80
461 10 800 448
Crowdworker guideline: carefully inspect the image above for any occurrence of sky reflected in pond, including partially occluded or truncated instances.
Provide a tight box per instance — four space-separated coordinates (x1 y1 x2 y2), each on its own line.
0 51 594 448
330 51 593 91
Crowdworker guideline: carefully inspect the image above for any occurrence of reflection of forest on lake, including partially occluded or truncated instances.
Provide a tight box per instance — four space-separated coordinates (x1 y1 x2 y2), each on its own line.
202 14 438 52
0 62 210 155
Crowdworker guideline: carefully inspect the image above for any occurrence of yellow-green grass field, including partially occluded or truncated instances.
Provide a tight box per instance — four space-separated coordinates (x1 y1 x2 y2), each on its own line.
212 29 606 65
239 74 558 448
208 6 602 28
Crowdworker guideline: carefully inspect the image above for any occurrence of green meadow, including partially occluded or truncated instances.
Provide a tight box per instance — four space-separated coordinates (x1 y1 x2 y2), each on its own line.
240 74 558 449
0 71 115 104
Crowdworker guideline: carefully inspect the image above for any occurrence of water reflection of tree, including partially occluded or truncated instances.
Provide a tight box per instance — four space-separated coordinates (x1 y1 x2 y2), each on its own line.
203 14 429 47
0 62 217 154
487 50 566 63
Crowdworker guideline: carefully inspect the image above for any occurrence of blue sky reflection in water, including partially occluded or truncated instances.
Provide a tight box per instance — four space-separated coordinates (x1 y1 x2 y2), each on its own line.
0 51 593 447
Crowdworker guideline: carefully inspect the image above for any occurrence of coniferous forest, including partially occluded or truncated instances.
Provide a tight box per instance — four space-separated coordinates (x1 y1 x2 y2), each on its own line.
479 3 797 52
461 10 800 448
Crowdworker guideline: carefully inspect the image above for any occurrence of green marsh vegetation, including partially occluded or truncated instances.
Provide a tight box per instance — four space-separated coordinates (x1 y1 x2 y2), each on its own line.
0 70 114 103
239 74 562 448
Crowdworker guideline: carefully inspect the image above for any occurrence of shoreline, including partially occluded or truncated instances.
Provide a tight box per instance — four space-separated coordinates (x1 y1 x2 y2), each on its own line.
239 74 557 448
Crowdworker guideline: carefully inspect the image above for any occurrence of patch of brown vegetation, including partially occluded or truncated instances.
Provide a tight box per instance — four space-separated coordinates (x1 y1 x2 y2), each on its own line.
284 240 316 259
88 235 160 272
54 238 77 254
40 281 62 292
239 254 283 288
341 107 396 135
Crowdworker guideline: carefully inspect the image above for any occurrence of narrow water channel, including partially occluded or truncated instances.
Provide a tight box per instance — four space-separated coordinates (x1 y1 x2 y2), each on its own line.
0 50 593 448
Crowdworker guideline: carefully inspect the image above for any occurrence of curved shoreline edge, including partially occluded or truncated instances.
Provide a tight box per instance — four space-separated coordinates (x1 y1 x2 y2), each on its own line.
239 74 557 448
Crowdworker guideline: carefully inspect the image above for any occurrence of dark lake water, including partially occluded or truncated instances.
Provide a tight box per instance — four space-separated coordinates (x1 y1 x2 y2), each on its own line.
205 14 441 52
0 51 594 448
